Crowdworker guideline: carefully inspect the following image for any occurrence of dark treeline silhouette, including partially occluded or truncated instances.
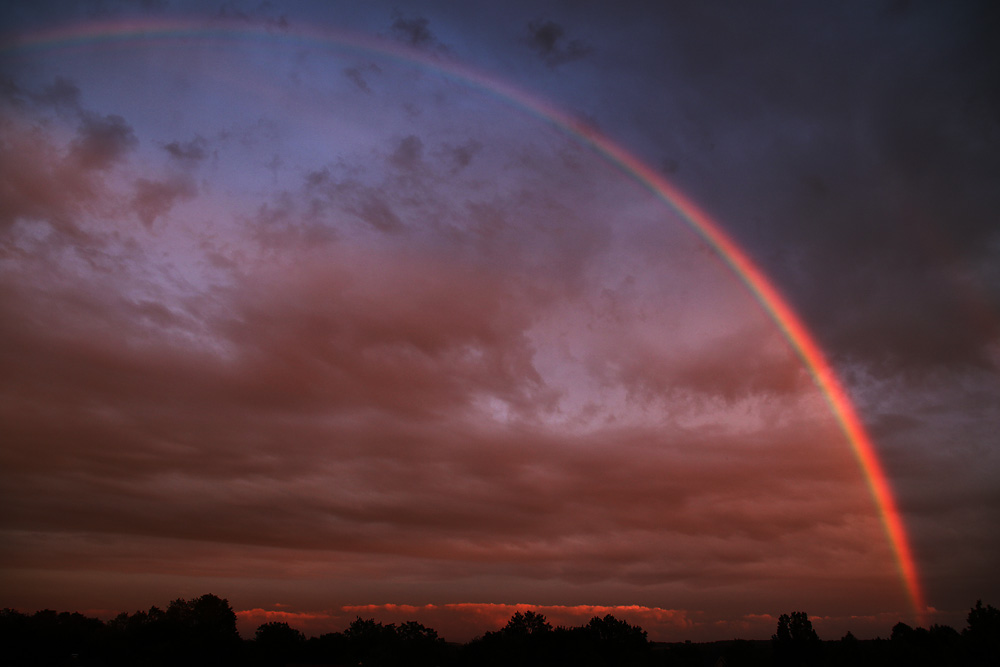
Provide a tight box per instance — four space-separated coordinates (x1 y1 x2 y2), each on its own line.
1 595 997 666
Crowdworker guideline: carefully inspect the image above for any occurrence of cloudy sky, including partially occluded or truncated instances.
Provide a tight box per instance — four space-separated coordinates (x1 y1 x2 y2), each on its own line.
1 0 997 642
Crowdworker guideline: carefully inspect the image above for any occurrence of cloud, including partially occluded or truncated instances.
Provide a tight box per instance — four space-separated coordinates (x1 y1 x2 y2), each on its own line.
0 117 82 233
0 76 144 237
31 76 81 111
389 134 424 171
602 321 809 403
163 135 209 164
215 1 288 28
390 14 443 50
236 608 340 638
525 20 593 66
625 1 1000 378
0 113 106 237
437 139 483 173
0 307 888 597
343 64 381 93
285 169 407 236
355 195 405 233
70 112 137 170
0 234 867 562
218 247 548 417
131 176 197 225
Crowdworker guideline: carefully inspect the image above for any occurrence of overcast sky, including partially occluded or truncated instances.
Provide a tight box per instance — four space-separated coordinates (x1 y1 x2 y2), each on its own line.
1 0 997 642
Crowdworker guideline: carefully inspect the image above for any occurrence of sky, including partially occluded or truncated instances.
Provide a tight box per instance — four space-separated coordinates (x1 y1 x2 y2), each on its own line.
1 0 998 643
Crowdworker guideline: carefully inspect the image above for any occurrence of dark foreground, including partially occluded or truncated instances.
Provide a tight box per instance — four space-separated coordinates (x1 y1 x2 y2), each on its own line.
2 595 997 666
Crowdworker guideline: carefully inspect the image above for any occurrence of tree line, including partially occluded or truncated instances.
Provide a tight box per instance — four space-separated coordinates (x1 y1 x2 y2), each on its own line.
1 594 997 666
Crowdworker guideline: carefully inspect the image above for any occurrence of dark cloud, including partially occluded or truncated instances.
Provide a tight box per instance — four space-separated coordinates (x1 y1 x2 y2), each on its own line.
612 0 1000 378
525 19 593 66
276 168 405 237
163 135 209 163
388 134 424 170
131 176 197 226
216 1 251 21
215 116 280 149
438 139 483 173
32 76 81 111
215 1 288 28
390 14 441 49
343 64 381 93
70 113 137 170
250 189 336 247
355 195 405 233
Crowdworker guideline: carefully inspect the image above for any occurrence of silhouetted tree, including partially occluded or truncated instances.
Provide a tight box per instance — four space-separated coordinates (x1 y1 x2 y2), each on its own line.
343 617 399 665
890 621 927 666
253 621 305 666
395 619 438 643
772 611 820 666
928 624 963 666
889 620 969 666
660 639 702 667
502 610 553 637
464 611 555 666
964 600 1000 666
575 614 650 666
832 630 864 665
303 631 347 665
12 595 1000 667
0 608 30 665
721 638 770 667
107 605 179 664
394 620 447 666
154 593 243 666
0 608 105 666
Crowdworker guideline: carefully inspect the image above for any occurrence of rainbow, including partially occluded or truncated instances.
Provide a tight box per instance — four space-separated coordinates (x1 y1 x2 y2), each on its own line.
1 16 926 620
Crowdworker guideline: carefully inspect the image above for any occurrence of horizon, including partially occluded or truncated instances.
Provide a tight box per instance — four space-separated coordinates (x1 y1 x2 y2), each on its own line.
9 594 991 644
2 0 997 645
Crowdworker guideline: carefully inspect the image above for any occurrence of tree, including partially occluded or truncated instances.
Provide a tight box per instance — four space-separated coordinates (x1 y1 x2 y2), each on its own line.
583 614 647 644
890 621 915 642
964 600 1000 665
0 608 104 665
343 617 398 665
580 615 649 665
344 616 397 645
773 611 819 644
772 611 820 666
160 594 241 666
502 610 552 637
303 631 347 665
394 621 446 666
254 621 305 666
464 611 555 666
396 620 439 643
834 630 862 665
